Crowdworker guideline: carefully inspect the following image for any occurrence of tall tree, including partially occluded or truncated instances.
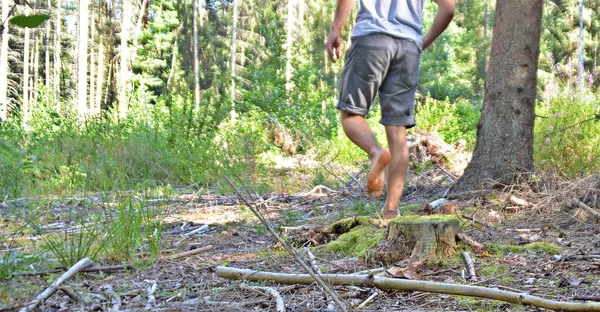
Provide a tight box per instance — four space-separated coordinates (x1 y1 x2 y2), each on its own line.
450 0 544 193
0 0 11 120
578 0 584 90
45 0 51 91
285 0 295 91
119 0 134 117
230 0 238 119
89 9 95 114
193 0 200 110
54 0 61 111
77 0 89 118
23 7 31 127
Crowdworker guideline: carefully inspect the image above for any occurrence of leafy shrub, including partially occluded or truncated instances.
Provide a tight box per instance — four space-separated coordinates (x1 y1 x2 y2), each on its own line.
534 92 600 176
415 97 480 148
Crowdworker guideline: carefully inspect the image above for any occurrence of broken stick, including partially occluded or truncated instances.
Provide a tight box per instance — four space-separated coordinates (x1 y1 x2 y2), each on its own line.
169 244 213 260
20 258 94 312
571 199 600 219
462 252 477 281
216 266 600 312
240 283 285 312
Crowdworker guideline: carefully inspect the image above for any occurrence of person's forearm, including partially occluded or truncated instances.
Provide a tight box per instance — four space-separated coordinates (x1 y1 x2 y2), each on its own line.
330 0 356 35
422 0 455 50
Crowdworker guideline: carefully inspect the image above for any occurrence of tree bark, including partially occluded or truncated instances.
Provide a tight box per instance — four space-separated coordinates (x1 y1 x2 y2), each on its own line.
54 0 61 111
34 28 40 105
450 0 543 194
77 0 89 118
45 0 51 91
89 10 95 115
375 216 461 263
192 0 200 110
578 0 584 91
230 0 238 119
95 37 104 114
285 0 295 91
0 0 10 121
119 0 133 117
23 11 31 127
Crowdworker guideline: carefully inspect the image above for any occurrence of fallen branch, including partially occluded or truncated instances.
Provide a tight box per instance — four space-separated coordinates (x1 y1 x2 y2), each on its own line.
571 199 600 220
216 266 600 312
16 264 131 276
240 283 285 312
357 291 378 309
182 224 209 236
462 252 477 281
305 247 322 275
573 296 600 302
20 258 94 312
457 232 488 256
168 245 213 260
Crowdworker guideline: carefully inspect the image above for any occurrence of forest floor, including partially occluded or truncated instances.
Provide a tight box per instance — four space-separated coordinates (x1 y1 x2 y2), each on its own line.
1 144 600 311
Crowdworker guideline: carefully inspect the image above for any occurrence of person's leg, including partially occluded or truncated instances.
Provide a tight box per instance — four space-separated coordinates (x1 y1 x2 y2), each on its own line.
340 111 391 197
381 125 408 219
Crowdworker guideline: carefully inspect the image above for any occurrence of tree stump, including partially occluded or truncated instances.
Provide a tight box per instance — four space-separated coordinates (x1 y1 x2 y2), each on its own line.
375 215 461 263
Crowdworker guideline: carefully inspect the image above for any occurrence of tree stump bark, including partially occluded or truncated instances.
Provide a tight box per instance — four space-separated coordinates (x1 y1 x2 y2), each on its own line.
375 215 461 263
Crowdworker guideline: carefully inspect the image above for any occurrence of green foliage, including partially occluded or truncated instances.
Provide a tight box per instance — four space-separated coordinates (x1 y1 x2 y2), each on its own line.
0 253 43 280
9 14 49 28
534 87 600 176
104 198 163 261
415 97 480 148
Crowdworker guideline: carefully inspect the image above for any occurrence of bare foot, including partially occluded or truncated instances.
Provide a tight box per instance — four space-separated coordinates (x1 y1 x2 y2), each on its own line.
366 149 391 198
381 208 399 220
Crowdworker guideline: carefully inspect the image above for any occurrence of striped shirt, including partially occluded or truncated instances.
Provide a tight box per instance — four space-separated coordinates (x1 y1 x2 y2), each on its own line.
352 0 425 50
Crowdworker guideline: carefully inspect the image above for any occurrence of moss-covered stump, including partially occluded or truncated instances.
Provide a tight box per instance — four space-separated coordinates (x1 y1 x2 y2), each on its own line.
375 215 461 263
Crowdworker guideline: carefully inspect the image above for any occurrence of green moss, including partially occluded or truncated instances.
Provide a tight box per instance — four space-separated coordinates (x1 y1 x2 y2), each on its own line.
325 225 385 258
399 204 421 214
390 214 459 224
525 242 563 255
330 216 373 234
488 242 563 257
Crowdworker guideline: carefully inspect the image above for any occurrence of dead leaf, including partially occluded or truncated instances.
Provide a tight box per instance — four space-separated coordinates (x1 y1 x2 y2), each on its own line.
499 256 528 266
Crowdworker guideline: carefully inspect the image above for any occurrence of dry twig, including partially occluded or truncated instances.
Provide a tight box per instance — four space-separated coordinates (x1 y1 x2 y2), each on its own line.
462 252 477 281
240 283 286 312
20 258 94 312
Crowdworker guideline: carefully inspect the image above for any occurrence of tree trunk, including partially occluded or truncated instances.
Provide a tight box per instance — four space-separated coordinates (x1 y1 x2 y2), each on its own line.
34 29 40 105
45 0 51 91
77 0 89 118
119 0 133 117
375 216 461 263
95 38 104 114
89 10 95 115
450 0 543 194
23 11 31 127
192 0 200 111
54 0 61 112
0 0 10 121
285 0 295 91
578 0 584 91
230 0 238 119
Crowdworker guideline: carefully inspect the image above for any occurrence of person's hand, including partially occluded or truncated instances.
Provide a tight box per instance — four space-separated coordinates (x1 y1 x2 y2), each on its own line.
326 30 342 63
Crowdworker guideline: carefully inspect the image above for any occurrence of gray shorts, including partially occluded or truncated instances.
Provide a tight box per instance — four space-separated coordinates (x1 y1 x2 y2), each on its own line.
337 34 421 128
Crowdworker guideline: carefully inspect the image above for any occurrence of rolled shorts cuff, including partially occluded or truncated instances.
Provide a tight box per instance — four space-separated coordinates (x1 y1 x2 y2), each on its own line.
337 100 369 116
380 115 416 128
